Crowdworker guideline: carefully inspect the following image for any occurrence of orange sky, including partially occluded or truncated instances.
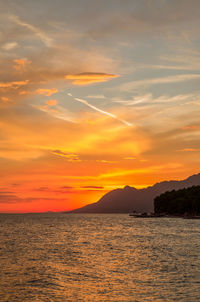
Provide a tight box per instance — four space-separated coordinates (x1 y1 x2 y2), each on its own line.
1 0 200 212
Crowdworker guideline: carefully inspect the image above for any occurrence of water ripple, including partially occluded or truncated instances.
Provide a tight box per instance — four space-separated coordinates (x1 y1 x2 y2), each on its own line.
0 214 199 301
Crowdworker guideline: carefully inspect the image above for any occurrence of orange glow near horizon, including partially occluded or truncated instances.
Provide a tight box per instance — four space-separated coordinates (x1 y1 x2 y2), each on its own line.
0 147 198 213
0 96 199 213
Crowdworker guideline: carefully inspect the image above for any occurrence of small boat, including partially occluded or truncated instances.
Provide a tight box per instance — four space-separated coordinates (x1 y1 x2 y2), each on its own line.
129 212 155 218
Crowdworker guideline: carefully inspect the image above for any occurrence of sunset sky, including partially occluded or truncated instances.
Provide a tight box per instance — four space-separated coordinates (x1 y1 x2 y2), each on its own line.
1 0 200 212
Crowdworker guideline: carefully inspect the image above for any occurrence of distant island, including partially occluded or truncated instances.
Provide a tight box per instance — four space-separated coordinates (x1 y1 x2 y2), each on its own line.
154 186 200 216
67 173 200 213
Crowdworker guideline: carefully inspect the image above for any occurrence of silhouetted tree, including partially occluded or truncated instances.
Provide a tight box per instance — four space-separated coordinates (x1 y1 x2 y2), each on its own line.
154 186 200 215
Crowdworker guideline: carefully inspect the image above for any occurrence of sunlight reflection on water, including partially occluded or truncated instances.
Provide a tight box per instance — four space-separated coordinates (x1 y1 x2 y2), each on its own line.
0 214 199 301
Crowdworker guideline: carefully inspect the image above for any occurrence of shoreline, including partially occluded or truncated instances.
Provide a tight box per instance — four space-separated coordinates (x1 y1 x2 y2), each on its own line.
129 213 200 219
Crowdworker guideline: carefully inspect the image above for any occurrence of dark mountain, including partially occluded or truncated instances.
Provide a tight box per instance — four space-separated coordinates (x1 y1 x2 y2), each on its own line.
70 173 200 213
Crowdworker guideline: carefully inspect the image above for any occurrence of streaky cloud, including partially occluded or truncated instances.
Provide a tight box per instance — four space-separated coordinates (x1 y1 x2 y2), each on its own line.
86 95 106 99
112 93 199 107
32 104 76 123
120 74 200 92
0 80 29 89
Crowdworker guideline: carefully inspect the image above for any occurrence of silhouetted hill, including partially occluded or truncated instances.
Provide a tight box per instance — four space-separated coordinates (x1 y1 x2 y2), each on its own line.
154 186 200 215
70 173 200 213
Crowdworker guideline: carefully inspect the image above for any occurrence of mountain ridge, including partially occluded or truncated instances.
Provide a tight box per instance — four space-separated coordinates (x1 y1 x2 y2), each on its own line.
68 173 200 213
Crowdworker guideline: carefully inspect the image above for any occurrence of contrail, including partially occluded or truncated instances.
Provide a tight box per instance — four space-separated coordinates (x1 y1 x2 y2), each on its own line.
68 93 132 126
75 97 117 119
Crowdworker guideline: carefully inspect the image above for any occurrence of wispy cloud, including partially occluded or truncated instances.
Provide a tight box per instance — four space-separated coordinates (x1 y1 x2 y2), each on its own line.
2 42 18 50
178 148 200 152
52 150 81 161
113 94 152 106
63 163 183 180
86 94 106 99
120 74 200 92
32 104 76 123
113 93 199 107
159 51 200 71
81 186 104 189
96 159 117 163
10 15 52 47
0 80 29 89
0 193 23 204
181 125 200 131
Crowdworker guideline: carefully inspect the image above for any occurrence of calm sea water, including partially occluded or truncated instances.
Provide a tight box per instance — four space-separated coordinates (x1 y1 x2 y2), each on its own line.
0 214 199 302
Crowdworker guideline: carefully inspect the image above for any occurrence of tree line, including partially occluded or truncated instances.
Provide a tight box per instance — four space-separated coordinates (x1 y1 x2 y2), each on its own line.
154 185 200 215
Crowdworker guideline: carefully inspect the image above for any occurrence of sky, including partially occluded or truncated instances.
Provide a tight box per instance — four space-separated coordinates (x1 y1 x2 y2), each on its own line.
1 0 200 212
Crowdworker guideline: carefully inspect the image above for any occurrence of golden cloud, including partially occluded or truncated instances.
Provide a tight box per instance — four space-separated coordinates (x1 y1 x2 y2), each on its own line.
13 58 31 71
52 150 81 162
1 97 11 103
0 80 29 89
46 99 58 106
181 125 200 131
35 88 58 96
65 72 118 85
178 148 200 152
19 90 31 95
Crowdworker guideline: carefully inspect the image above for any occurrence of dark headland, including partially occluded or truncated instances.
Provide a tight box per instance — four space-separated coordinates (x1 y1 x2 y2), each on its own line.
66 173 200 214
154 186 200 217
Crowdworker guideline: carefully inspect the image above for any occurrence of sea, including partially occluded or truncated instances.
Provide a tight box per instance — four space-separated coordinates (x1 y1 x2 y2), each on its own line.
0 214 199 302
